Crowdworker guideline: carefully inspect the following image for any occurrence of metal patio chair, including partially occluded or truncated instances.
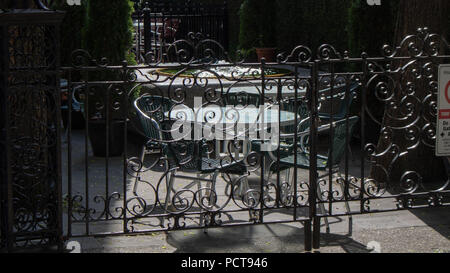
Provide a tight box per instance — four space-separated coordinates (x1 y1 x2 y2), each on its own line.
132 95 174 214
250 82 358 175
267 116 359 234
134 95 174 173
134 95 248 225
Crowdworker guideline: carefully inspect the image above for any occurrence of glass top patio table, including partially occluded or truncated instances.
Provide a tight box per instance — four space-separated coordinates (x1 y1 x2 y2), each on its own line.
166 105 298 160
166 105 298 126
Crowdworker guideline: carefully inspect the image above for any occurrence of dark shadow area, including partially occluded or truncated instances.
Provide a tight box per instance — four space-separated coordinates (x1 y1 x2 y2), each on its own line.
166 223 369 253
319 232 371 253
408 207 450 239
398 157 450 239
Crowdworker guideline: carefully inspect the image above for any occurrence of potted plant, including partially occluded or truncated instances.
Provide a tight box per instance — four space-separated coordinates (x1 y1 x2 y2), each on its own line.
255 34 277 62
87 111 126 157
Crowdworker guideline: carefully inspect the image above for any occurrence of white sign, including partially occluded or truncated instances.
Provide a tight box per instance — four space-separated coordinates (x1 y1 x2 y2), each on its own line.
436 65 450 156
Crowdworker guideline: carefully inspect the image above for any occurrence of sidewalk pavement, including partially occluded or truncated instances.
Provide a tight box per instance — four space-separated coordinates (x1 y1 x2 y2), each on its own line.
70 207 449 253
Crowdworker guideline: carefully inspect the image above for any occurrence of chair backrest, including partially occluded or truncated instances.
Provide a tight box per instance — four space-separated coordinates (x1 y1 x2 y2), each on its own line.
165 139 198 170
135 95 208 171
134 95 174 141
326 116 359 168
319 83 359 118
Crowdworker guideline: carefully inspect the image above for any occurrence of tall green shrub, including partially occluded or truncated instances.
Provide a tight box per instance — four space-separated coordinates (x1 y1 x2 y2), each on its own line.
82 0 136 119
83 0 136 66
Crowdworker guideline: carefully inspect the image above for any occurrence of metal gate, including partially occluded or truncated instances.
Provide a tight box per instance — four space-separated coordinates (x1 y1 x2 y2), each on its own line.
59 28 450 252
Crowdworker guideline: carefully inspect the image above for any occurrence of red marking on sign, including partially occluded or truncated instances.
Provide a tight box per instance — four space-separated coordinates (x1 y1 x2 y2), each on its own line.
446 81 450 104
439 109 450 119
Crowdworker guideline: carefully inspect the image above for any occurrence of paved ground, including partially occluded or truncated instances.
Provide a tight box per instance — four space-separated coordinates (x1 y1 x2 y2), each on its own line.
68 207 449 253
62 127 450 253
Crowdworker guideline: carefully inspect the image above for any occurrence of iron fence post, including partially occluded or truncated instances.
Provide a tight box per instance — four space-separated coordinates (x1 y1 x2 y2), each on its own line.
55 19 64 253
0 4 65 252
0 17 13 253
360 53 368 214
143 2 152 59
259 58 266 223
304 220 312 252
310 61 320 250
222 1 229 51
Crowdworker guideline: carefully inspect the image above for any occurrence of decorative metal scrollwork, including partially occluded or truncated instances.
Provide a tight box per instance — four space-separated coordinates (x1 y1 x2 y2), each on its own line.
57 27 450 238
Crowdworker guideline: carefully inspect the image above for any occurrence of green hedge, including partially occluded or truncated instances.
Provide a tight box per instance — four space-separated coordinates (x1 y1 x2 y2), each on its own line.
52 0 136 66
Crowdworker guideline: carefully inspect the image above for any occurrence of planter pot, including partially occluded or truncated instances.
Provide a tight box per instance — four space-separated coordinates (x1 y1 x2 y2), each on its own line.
88 119 125 157
255 48 277 62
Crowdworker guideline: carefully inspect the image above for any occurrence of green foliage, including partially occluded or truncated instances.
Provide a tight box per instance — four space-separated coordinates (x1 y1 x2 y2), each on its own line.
82 0 137 119
238 0 276 50
83 0 135 66
347 0 399 57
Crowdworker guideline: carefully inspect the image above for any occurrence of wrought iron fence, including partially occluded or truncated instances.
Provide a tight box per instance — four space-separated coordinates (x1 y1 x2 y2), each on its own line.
57 28 450 252
131 0 228 63
1 4 449 251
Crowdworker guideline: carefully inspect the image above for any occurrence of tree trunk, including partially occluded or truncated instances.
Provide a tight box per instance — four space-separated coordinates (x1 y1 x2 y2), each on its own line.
372 0 450 190
394 0 449 42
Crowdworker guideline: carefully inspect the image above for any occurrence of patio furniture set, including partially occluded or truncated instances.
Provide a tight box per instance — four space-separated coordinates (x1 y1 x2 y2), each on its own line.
131 82 360 229
60 68 359 231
